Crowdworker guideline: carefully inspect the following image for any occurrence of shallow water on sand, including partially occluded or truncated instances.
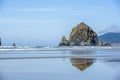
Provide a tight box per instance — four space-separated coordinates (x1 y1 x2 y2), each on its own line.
0 46 120 80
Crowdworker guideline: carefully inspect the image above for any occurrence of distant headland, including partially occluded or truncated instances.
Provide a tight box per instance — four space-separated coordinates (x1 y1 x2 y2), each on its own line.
59 22 111 46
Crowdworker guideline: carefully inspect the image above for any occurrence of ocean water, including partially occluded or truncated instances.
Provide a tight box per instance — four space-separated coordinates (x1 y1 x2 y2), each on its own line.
0 46 120 80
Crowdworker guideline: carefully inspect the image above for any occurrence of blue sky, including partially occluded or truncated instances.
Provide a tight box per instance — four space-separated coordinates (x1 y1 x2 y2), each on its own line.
0 0 120 46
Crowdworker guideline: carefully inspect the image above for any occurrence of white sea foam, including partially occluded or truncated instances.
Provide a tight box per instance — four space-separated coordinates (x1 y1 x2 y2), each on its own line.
0 46 115 51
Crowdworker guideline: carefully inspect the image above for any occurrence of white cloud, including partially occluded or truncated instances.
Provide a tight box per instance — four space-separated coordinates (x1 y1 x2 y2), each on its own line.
0 19 58 23
2 8 64 12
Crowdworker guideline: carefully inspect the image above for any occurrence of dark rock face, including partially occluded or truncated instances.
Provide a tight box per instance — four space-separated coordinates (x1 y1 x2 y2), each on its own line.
68 22 98 46
59 22 111 46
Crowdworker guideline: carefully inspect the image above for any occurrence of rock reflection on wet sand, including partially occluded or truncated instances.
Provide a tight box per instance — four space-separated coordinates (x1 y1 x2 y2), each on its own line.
70 58 95 71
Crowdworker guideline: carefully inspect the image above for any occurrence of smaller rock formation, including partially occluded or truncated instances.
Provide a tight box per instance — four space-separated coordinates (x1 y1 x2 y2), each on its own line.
99 42 111 46
0 38 1 46
12 43 16 47
59 36 68 46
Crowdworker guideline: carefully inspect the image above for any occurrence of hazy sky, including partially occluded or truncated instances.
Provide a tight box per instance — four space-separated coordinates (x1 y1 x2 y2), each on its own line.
0 0 120 46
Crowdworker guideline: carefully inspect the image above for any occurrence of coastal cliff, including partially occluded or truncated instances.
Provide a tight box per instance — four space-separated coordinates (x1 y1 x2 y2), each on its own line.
59 22 111 46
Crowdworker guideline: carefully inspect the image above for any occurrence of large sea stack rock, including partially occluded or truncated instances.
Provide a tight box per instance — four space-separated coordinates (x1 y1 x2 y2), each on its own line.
68 22 98 46
59 22 111 46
